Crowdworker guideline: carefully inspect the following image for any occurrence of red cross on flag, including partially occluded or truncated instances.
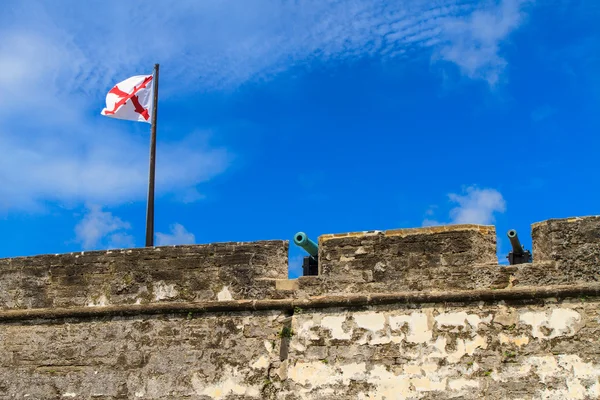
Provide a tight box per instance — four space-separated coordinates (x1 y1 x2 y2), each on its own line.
101 74 154 123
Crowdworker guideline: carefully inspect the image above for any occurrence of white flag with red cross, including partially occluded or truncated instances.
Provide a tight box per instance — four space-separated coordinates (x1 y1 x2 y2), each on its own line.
101 74 154 123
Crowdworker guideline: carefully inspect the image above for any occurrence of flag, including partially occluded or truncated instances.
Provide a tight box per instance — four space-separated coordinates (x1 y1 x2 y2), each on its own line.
101 74 154 123
100 65 161 248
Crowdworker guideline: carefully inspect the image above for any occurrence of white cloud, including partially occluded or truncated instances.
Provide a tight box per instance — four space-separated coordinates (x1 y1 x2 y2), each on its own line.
0 0 531 98
0 0 531 211
74 205 135 250
0 127 230 211
421 207 442 226
434 0 531 85
156 223 196 246
448 186 506 224
421 218 443 227
0 10 232 212
422 185 506 226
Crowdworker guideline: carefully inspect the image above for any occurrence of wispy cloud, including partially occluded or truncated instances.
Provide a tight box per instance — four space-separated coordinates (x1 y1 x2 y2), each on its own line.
0 25 232 212
422 185 506 226
422 218 443 227
156 223 196 246
448 186 506 224
0 127 230 211
74 205 135 250
0 0 531 211
434 0 531 86
421 206 442 226
0 0 531 97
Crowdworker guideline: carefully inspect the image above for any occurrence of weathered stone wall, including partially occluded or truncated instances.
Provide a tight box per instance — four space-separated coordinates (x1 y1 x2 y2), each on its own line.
319 224 498 276
0 215 599 399
0 240 288 310
316 225 500 293
0 297 598 399
531 216 600 284
282 298 600 399
0 310 289 398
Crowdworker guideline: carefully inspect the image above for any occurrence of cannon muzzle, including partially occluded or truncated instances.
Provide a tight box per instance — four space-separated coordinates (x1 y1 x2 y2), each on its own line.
507 229 524 255
294 232 319 276
506 229 532 265
294 232 318 257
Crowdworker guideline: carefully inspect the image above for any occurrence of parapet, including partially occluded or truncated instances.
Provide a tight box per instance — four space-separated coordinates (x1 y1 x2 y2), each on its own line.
532 215 600 266
315 224 500 292
513 215 600 286
0 215 599 313
0 240 288 310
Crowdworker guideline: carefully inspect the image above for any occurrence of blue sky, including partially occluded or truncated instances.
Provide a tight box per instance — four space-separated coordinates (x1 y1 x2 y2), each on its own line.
0 0 598 277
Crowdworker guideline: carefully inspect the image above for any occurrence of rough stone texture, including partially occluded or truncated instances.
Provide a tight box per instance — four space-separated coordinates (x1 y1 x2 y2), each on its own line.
0 241 288 310
295 265 514 297
282 298 600 399
511 261 600 287
0 215 599 398
532 216 600 283
317 225 498 292
0 299 599 399
0 310 289 399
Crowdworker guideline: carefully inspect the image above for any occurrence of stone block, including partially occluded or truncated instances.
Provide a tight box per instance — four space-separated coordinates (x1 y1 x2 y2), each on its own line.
0 240 289 310
532 216 600 282
318 225 498 288
532 216 600 263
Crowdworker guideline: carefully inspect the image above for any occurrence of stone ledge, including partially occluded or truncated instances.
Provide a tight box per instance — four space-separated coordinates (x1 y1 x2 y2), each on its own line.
2 259 596 312
531 215 600 229
1 283 598 322
0 240 288 263
319 224 495 243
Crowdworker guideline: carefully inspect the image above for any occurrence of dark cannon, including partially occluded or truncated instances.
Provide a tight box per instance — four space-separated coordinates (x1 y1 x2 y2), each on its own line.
506 229 532 265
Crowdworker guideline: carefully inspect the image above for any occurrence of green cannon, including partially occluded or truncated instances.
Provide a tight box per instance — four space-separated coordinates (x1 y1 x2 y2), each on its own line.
293 232 318 275
506 229 532 265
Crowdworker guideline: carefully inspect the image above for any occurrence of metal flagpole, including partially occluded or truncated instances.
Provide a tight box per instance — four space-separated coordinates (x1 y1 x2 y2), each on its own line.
145 63 160 247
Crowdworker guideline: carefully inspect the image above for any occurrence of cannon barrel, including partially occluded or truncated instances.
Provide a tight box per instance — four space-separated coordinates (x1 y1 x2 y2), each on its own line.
294 232 318 257
507 229 524 255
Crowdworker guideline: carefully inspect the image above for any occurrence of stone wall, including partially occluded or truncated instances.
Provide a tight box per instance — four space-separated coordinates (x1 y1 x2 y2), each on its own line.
0 310 287 398
531 216 600 284
0 215 599 399
316 225 500 293
0 240 288 310
1 296 598 399
282 298 600 399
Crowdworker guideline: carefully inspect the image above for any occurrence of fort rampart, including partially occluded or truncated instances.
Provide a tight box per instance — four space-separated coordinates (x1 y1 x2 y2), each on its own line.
0 216 599 399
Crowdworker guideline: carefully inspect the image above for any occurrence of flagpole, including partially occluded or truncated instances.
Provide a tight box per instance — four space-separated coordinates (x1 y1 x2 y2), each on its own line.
145 63 159 247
